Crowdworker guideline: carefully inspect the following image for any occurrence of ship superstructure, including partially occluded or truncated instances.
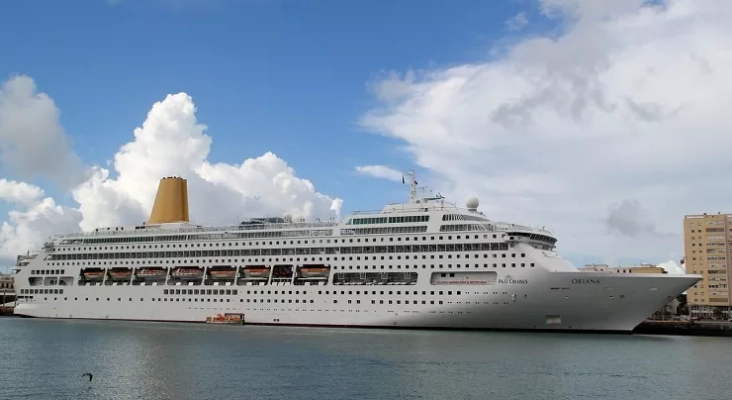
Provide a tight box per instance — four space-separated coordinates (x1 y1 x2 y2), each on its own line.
11 173 701 332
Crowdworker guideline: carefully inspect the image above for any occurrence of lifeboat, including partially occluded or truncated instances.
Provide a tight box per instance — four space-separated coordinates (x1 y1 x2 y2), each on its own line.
82 271 104 280
299 265 330 278
209 270 236 279
109 270 132 281
242 267 270 278
136 268 167 278
172 268 204 279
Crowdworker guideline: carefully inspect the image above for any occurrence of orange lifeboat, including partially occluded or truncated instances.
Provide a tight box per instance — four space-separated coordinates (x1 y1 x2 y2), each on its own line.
210 270 236 279
136 268 167 278
109 270 132 281
242 267 270 278
172 268 204 278
299 265 330 278
82 271 104 280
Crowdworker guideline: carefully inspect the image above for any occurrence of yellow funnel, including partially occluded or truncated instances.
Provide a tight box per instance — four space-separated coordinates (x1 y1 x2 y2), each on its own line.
147 176 190 224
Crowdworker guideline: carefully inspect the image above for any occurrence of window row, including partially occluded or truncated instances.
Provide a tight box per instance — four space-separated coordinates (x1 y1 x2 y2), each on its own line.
50 242 512 260
58 233 505 252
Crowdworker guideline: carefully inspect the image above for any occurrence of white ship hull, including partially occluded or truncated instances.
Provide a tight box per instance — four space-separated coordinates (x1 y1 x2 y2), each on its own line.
13 269 698 332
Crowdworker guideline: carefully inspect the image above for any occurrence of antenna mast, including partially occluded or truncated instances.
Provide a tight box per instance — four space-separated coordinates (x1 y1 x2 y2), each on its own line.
407 170 418 203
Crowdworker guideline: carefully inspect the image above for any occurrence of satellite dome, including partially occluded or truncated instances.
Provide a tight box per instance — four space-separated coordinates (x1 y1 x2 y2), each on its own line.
283 212 292 221
294 215 305 223
466 197 480 210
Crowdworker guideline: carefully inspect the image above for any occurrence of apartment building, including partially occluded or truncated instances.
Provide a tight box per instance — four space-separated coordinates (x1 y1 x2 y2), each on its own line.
683 213 731 318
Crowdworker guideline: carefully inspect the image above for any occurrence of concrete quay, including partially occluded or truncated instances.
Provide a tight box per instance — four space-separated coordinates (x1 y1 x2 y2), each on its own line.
634 320 732 337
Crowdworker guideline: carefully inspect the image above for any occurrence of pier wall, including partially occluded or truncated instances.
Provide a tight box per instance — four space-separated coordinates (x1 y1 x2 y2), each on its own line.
634 320 732 337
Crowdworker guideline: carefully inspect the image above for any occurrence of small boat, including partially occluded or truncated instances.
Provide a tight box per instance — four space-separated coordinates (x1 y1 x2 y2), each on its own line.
300 266 330 278
209 270 236 279
136 268 167 278
243 267 270 278
206 313 245 325
172 268 203 278
82 271 104 280
109 270 132 280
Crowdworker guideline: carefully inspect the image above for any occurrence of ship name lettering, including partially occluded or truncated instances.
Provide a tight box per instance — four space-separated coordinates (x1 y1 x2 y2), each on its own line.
571 278 600 284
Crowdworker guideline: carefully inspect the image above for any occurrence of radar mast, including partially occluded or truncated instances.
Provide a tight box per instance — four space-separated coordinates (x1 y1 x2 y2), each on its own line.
406 170 418 203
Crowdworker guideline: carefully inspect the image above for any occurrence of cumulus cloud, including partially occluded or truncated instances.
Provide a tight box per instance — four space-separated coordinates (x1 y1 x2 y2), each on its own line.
0 77 342 263
360 0 732 262
0 76 85 189
0 179 45 206
355 165 404 182
0 181 82 260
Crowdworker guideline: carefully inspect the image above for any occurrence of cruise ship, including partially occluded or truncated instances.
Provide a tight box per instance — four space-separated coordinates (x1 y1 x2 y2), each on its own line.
11 174 701 332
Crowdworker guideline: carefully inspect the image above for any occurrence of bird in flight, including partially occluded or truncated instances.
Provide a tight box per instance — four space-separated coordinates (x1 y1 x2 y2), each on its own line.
82 372 93 382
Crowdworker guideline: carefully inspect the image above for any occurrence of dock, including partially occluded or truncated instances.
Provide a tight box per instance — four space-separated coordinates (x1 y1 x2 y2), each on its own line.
634 320 732 337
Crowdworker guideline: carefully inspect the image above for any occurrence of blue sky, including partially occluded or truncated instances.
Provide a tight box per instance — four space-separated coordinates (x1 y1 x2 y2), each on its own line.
0 0 542 212
4 0 715 270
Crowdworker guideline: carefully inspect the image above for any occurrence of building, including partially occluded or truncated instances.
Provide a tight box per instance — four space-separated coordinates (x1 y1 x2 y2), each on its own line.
0 274 14 305
684 213 731 319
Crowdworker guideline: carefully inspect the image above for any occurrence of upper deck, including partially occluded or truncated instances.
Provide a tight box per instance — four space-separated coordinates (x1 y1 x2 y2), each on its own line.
38 171 555 249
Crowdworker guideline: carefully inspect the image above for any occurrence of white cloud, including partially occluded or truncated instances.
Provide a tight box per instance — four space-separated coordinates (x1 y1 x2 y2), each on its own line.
506 12 529 31
0 77 343 263
0 185 82 261
658 259 686 275
355 165 404 182
361 0 732 263
0 75 85 189
0 179 45 206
